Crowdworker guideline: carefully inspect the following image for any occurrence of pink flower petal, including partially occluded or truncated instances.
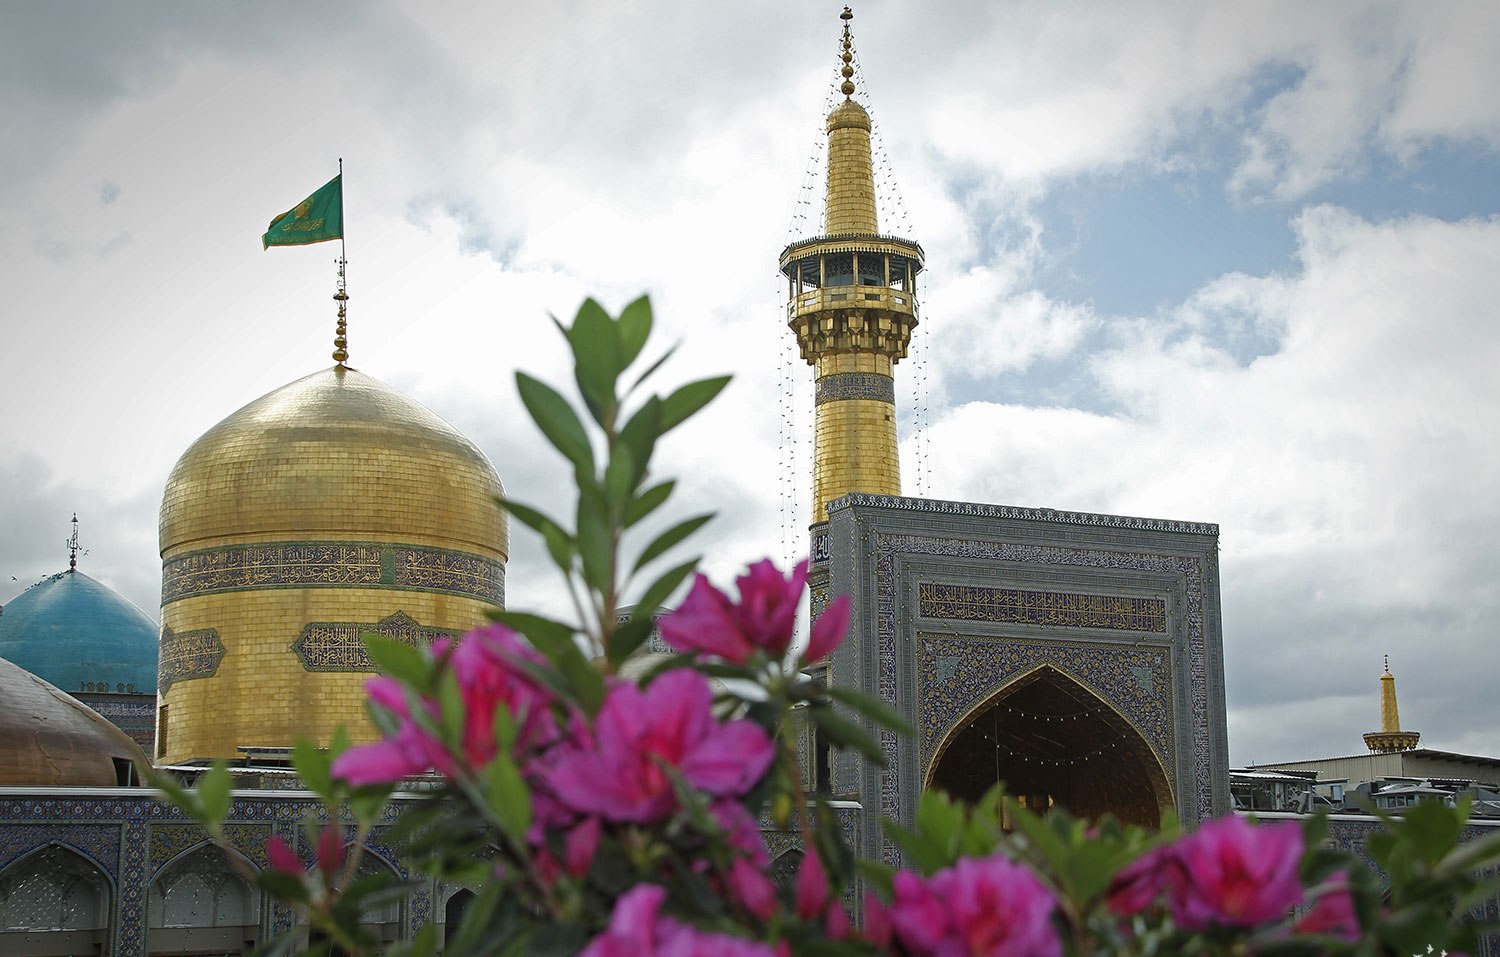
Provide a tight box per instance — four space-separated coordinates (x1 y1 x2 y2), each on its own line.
804 594 851 663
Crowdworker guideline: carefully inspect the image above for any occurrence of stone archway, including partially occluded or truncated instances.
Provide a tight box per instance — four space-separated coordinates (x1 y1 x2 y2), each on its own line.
925 666 1173 828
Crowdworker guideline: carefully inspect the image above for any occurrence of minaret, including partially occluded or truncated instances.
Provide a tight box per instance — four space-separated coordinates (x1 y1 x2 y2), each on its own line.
781 7 923 526
1363 655 1420 753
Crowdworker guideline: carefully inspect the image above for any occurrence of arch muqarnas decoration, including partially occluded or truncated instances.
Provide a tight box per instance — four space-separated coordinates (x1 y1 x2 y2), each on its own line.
148 843 263 954
923 664 1175 827
0 843 113 954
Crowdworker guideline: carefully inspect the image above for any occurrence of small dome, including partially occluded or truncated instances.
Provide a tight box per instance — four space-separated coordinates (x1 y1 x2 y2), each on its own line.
827 98 871 133
160 366 507 559
0 569 157 695
0 656 149 786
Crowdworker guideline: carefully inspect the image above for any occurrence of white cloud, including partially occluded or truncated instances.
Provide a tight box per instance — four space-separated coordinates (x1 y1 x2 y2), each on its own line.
926 206 1500 759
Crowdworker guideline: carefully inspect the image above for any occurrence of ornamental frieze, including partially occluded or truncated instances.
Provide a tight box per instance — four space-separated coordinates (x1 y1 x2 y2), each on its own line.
161 541 503 605
292 611 454 673
815 372 896 405
157 626 225 693
918 582 1166 633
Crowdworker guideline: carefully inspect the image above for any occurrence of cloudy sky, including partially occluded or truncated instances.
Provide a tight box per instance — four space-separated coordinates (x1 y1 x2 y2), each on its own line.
2 1 1497 766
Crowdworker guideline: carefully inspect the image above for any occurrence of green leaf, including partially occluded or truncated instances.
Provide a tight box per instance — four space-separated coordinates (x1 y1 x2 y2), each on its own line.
606 616 655 666
625 480 674 528
659 375 732 433
575 492 612 591
567 298 622 426
490 611 576 654
540 523 575 572
632 513 713 573
603 444 636 516
482 754 533 843
195 761 232 827
826 685 914 736
516 371 595 474
915 789 966 865
617 295 653 369
498 498 566 538
627 341 679 393
292 739 335 802
362 634 429 688
437 669 465 747
616 397 661 489
809 706 884 766
632 558 699 619
255 868 311 904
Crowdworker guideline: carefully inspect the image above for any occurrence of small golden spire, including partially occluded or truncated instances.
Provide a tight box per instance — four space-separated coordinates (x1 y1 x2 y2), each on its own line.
839 7 856 98
1364 655 1420 753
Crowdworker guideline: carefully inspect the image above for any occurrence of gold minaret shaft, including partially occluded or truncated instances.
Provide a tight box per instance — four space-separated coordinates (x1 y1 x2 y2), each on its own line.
781 6 924 524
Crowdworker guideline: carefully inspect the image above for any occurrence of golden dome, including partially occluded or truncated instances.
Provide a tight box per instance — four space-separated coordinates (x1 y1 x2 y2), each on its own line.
156 366 508 765
161 366 506 559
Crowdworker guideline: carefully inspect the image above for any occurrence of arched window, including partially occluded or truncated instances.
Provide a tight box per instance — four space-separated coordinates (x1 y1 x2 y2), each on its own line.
0 844 111 956
442 888 474 946
147 844 261 955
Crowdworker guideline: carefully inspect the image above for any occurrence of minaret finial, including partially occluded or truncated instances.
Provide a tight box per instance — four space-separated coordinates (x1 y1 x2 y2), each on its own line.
333 156 350 368
67 513 80 572
839 7 856 98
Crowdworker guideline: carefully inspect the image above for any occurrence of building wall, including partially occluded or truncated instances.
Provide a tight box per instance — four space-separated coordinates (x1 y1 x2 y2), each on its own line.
821 493 1228 862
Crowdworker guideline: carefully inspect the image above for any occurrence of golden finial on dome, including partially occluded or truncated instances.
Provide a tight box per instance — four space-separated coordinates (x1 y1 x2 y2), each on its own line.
332 156 350 368
839 7 856 98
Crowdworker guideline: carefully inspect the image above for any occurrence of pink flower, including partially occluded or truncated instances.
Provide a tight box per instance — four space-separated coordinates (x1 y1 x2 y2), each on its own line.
266 835 303 876
729 857 777 920
331 624 556 786
1107 845 1177 916
543 669 774 822
804 594 851 664
579 884 778 957
1294 871 1359 941
564 817 601 879
795 849 829 920
314 824 345 880
862 891 893 949
660 559 848 664
1168 816 1305 930
886 855 1062 957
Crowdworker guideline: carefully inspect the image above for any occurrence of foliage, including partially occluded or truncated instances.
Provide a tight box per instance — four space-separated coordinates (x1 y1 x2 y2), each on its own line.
151 297 1500 957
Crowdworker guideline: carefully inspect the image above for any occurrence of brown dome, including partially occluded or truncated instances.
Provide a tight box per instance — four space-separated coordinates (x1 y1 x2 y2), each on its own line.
0 656 148 786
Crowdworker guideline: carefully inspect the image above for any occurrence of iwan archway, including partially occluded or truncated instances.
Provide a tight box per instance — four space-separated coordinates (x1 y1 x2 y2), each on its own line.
925 666 1174 828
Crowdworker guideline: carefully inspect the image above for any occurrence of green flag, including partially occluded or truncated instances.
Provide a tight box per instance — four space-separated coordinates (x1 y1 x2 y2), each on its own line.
262 174 343 249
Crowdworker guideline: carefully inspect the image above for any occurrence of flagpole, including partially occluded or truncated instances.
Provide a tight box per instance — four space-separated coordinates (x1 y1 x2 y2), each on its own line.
333 157 350 368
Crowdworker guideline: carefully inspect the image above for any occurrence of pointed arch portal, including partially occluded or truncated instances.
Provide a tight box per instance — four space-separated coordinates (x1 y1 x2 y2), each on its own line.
926 666 1173 828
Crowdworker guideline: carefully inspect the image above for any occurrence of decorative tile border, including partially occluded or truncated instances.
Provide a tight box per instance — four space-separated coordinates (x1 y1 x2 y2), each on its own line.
827 492 1219 537
162 541 504 605
919 582 1166 633
292 611 453 673
157 627 225 692
815 372 895 405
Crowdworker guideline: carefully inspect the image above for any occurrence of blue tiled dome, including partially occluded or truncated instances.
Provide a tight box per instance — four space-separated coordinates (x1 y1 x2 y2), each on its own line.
0 570 158 695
